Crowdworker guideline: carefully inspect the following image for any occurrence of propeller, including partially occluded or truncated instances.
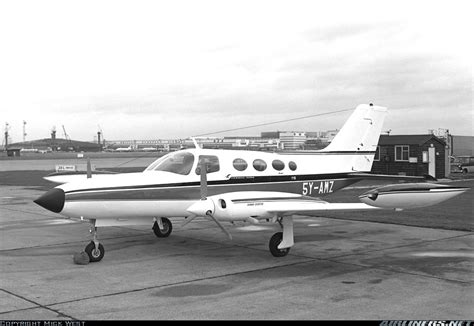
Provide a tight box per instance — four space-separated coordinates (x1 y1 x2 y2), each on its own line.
183 157 232 240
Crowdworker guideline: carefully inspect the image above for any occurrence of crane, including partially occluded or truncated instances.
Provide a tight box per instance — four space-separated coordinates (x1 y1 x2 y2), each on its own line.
62 125 71 141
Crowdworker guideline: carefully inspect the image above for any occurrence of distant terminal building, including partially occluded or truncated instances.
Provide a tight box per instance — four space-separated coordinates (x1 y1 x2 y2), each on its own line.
105 129 340 152
106 137 282 151
279 132 306 150
106 139 187 151
261 131 281 139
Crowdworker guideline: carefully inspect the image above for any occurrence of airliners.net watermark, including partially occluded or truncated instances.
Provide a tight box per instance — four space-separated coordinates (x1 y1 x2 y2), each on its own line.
380 321 472 326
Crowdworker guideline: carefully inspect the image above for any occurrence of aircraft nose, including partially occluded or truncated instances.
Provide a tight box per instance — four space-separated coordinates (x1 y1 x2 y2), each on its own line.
34 188 65 213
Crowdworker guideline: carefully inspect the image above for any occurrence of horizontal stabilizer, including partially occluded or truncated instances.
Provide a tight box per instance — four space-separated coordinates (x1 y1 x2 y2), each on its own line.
349 172 437 182
44 170 118 184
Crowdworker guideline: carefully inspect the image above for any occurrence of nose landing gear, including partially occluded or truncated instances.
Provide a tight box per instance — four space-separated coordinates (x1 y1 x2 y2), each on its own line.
83 219 105 262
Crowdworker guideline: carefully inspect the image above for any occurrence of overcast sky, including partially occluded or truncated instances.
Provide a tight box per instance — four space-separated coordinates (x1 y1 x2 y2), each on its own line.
1 0 472 143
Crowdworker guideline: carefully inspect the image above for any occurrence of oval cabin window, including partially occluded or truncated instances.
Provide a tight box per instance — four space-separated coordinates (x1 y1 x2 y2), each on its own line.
289 161 297 171
272 159 285 171
233 158 248 171
253 159 267 171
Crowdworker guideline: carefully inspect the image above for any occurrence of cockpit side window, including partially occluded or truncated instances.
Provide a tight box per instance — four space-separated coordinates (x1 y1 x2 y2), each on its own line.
195 155 220 175
151 152 195 175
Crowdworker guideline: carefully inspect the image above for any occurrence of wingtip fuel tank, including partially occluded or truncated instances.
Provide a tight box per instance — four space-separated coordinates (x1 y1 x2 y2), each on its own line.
359 183 469 209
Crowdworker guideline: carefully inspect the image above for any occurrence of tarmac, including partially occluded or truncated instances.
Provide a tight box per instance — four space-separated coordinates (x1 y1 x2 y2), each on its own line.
0 185 473 320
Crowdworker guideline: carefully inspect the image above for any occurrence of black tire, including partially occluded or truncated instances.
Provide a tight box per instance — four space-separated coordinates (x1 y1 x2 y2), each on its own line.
462 169 468 174
153 218 172 238
84 241 105 262
269 232 290 257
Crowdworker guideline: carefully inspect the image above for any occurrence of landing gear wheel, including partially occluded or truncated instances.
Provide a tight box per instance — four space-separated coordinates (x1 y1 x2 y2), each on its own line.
269 232 290 257
153 218 172 238
84 241 105 262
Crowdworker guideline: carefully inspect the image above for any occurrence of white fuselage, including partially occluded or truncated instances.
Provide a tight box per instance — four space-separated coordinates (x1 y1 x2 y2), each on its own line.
56 148 375 222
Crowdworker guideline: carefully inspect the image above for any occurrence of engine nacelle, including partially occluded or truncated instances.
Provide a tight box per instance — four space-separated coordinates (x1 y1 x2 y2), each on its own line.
209 196 273 221
205 191 299 221
359 183 469 209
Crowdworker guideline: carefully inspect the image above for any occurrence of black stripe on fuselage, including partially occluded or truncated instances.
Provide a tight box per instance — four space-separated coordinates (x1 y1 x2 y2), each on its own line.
65 172 359 194
64 173 362 202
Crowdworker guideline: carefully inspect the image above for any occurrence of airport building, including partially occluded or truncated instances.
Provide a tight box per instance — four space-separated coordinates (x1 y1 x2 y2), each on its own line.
279 132 307 150
371 134 447 179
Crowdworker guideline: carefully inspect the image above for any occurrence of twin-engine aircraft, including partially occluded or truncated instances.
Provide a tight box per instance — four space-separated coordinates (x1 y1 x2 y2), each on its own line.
34 104 468 262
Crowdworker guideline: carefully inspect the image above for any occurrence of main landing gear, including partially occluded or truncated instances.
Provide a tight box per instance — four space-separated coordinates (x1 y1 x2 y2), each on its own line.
152 217 173 238
268 216 294 257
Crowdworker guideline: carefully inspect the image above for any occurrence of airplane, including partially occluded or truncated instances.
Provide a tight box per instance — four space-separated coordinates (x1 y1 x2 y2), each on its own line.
34 104 469 262
115 146 133 152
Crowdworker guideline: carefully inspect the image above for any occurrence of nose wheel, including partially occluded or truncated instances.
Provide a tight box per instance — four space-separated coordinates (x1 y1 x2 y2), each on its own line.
84 220 105 262
84 241 105 262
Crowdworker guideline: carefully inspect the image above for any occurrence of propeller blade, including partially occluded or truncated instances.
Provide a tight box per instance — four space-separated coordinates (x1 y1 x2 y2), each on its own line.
181 214 197 227
200 158 207 200
86 157 92 179
206 212 232 240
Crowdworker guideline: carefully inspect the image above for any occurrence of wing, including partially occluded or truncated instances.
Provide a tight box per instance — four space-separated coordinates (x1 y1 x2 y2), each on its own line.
261 200 379 216
206 181 468 220
199 191 379 222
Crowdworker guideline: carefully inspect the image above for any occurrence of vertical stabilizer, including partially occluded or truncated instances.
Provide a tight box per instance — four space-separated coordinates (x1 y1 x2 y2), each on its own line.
323 104 387 152
321 104 388 171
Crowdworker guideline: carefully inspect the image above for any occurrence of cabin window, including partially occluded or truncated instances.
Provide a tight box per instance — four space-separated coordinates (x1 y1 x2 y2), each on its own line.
151 151 194 175
395 145 409 161
253 159 267 171
289 161 297 171
374 146 380 161
233 158 248 171
195 155 220 175
272 159 285 171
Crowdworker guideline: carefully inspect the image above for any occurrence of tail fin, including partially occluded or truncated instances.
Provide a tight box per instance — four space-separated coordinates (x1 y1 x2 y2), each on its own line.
323 104 387 152
322 103 388 171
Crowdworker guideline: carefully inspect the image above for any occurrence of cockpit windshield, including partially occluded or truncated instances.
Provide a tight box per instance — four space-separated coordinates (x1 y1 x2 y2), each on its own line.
145 152 195 175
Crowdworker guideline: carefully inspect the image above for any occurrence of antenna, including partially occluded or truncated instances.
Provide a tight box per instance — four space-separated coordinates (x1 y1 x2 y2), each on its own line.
97 125 104 148
23 120 27 142
3 122 10 150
